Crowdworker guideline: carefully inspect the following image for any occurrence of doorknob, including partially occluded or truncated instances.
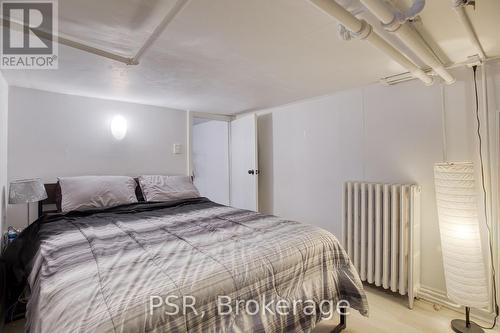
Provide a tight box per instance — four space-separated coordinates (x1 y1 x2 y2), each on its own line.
248 169 255 175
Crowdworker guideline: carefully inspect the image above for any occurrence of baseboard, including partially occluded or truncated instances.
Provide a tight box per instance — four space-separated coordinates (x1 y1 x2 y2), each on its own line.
417 285 496 326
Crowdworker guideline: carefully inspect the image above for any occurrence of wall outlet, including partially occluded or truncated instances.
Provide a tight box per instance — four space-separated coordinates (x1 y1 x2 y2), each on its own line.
173 143 182 155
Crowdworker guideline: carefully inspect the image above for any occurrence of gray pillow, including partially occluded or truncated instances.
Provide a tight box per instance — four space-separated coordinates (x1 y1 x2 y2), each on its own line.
58 176 138 213
138 175 200 202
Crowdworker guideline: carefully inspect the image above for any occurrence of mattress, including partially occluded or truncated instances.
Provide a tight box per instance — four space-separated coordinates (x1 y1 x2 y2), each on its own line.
1 198 368 332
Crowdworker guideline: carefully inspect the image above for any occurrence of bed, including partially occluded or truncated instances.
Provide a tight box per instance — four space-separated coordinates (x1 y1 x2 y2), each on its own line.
1 182 368 333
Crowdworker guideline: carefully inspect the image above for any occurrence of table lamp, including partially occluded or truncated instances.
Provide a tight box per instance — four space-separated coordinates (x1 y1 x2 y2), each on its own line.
9 178 48 228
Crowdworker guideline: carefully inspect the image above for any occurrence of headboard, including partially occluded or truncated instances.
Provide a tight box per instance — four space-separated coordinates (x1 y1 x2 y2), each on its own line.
38 179 146 217
38 183 59 217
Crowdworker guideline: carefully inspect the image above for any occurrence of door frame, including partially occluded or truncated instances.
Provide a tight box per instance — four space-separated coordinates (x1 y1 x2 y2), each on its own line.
187 111 234 202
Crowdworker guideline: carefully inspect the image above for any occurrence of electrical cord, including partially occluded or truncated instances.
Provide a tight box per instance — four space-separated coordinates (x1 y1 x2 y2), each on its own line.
472 65 499 329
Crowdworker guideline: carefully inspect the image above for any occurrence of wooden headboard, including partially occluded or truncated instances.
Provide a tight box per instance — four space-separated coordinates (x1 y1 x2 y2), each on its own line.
38 183 59 217
38 179 146 217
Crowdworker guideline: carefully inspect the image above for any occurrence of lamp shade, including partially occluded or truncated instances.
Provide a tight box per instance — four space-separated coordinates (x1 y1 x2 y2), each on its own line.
434 162 489 308
9 178 48 204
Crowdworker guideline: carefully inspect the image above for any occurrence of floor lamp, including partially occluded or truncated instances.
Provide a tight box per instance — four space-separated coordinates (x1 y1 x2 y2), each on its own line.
434 162 489 333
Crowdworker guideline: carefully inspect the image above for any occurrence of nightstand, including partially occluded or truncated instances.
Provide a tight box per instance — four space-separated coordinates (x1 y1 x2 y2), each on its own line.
1 239 27 324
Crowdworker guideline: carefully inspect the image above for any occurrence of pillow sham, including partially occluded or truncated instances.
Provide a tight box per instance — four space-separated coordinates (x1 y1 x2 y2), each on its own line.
58 176 138 213
55 178 145 212
138 175 200 202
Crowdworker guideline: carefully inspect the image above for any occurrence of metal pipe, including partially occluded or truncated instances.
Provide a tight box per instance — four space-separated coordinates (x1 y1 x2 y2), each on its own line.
366 32 432 85
359 0 455 84
360 0 394 23
309 0 433 85
452 4 486 60
311 0 363 32
401 0 426 20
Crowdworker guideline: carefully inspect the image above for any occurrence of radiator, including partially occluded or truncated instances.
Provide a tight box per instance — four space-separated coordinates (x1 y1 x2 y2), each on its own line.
342 182 421 309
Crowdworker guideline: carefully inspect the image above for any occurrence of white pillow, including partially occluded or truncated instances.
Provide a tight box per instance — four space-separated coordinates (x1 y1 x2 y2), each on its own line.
58 176 138 213
138 175 200 202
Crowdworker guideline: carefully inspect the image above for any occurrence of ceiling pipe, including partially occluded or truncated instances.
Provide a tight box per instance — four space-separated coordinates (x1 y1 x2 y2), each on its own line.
399 0 425 20
309 0 433 85
452 0 486 60
359 0 456 84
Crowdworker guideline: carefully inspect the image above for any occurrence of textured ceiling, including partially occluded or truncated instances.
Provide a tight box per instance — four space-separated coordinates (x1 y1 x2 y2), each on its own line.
2 0 500 114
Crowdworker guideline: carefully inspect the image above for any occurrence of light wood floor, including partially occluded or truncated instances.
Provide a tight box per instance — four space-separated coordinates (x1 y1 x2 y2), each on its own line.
314 285 498 333
4 285 498 333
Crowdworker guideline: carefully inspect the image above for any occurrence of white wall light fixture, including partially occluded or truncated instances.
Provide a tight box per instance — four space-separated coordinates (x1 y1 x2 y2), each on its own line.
111 115 127 140
434 162 490 333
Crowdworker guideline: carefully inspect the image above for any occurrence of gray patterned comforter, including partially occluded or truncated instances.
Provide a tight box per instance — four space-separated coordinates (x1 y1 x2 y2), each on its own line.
18 198 367 332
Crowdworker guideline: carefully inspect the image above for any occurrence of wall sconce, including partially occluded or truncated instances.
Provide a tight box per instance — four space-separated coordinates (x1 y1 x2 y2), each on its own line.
111 115 127 140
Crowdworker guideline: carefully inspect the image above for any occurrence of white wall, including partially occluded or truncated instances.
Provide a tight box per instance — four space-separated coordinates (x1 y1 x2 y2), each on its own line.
0 72 8 239
256 65 499 297
489 61 500 308
7 87 187 229
192 120 230 205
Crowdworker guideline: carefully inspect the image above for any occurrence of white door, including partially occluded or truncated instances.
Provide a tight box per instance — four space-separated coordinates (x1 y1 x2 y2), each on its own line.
230 114 258 211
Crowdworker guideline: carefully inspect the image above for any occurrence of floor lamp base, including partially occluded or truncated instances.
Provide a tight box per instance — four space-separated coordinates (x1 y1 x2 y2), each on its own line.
451 319 484 333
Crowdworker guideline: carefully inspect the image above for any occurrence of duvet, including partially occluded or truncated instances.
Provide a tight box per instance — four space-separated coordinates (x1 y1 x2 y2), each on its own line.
1 198 367 332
